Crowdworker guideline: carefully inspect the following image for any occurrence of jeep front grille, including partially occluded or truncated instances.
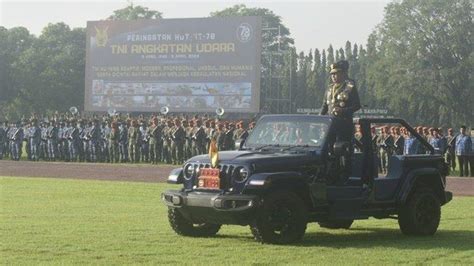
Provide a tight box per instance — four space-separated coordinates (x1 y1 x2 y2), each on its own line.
192 163 238 190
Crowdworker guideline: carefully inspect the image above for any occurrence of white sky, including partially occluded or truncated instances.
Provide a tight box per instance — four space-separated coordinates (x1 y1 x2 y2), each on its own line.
0 0 389 52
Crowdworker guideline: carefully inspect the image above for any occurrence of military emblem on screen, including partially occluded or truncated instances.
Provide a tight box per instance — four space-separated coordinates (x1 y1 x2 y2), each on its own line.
95 26 109 47
237 23 252 43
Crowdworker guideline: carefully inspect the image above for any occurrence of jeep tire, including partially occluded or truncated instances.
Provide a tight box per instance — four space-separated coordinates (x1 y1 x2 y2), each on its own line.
168 207 221 237
318 219 354 229
250 191 307 244
398 188 441 236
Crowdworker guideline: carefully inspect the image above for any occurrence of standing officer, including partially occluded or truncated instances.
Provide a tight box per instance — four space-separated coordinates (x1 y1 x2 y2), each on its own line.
320 60 361 183
29 119 41 161
148 117 162 164
192 119 207 156
47 120 59 161
455 126 472 177
446 128 457 171
108 121 119 163
128 120 141 163
0 122 6 160
170 119 185 165
379 126 394 174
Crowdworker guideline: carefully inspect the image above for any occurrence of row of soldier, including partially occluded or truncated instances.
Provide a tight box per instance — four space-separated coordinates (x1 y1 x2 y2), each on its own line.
0 115 254 165
356 125 472 176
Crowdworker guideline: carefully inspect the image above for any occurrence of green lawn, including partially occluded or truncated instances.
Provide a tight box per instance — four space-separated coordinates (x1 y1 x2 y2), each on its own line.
1 177 473 265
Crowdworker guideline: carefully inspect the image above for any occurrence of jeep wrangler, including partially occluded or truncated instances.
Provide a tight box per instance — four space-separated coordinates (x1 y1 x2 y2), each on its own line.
162 115 452 244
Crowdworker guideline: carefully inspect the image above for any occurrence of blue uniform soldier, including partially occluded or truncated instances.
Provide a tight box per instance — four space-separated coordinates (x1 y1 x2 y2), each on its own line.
404 130 420 155
429 128 445 155
455 126 472 177
47 120 59 161
29 120 41 161
0 122 6 160
68 120 80 162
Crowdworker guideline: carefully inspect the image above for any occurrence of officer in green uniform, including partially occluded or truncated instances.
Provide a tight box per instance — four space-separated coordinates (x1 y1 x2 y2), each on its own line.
170 119 185 165
128 120 141 163
162 120 173 164
148 118 162 164
108 121 119 163
320 60 361 183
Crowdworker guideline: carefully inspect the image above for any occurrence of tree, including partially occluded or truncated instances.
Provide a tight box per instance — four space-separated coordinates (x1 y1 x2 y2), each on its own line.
6 23 85 118
366 0 473 126
210 4 294 113
108 3 162 20
0 27 34 106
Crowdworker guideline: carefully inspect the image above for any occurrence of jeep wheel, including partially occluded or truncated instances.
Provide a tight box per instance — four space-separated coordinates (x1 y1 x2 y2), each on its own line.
318 219 353 229
168 208 221 237
398 188 441 236
250 191 307 244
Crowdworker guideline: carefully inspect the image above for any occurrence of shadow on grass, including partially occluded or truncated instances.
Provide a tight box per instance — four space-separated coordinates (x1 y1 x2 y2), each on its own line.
298 227 474 250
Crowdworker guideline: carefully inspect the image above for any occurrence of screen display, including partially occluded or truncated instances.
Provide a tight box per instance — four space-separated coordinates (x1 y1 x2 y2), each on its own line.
85 17 262 113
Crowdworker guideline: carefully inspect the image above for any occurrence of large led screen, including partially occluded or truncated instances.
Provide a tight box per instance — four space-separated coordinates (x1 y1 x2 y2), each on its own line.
85 17 262 113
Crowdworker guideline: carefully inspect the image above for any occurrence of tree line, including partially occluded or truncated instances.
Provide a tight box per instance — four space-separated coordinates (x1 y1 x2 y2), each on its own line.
0 0 472 127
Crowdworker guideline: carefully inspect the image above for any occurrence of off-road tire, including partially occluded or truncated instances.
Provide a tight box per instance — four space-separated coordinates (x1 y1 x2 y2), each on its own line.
250 191 307 244
398 188 441 236
318 219 354 229
168 207 221 237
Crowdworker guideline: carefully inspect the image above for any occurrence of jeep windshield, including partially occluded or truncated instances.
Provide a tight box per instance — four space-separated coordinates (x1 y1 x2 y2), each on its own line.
244 115 330 150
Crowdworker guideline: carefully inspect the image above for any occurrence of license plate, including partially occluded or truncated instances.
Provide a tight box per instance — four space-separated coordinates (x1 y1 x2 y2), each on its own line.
198 168 220 189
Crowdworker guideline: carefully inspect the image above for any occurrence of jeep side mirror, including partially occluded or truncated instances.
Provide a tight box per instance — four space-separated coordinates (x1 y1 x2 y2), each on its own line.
333 141 350 156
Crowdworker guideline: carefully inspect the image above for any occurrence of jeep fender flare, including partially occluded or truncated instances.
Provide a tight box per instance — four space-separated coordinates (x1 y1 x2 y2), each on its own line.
398 168 447 205
167 168 184 184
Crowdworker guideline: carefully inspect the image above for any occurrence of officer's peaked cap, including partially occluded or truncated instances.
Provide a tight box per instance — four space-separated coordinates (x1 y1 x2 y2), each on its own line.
330 60 349 74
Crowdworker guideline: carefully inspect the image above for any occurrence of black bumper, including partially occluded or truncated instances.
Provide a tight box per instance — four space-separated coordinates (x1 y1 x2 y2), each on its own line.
162 190 260 225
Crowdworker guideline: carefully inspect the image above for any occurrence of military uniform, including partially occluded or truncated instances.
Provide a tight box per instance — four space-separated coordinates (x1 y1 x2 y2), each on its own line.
162 122 173 164
446 131 456 171
170 122 185 165
108 123 119 163
320 60 361 183
379 131 394 174
148 121 162 164
47 122 59 161
455 132 472 177
0 125 6 160
128 122 141 163
192 123 207 156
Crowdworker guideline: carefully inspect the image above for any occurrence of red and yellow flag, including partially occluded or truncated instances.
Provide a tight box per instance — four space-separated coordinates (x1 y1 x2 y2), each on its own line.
209 138 219 168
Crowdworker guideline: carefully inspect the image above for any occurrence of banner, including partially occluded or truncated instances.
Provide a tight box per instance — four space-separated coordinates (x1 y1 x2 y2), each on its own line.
85 17 262 113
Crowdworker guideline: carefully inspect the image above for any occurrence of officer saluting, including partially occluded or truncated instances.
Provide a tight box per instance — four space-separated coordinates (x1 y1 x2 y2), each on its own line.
320 60 361 183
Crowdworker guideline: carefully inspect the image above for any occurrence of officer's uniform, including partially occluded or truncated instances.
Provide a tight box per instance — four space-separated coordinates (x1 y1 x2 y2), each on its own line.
148 121 162 164
0 125 6 160
108 123 119 163
455 133 472 177
128 122 141 163
446 132 456 171
404 135 420 155
170 122 185 165
192 123 207 156
320 60 361 183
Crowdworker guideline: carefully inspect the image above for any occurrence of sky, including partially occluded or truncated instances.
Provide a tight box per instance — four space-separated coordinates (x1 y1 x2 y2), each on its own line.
0 0 390 52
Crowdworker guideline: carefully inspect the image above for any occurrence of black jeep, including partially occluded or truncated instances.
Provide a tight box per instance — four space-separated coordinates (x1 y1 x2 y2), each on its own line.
162 115 452 244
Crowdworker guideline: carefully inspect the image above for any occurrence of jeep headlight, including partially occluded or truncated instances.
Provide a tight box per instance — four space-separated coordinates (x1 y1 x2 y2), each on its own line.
234 166 249 183
184 164 194 180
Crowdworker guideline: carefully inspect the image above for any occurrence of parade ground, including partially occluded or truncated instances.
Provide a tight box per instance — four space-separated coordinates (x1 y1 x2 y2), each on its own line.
1 161 473 264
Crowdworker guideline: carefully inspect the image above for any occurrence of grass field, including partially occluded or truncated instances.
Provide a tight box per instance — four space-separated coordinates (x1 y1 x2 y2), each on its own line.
1 176 473 265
